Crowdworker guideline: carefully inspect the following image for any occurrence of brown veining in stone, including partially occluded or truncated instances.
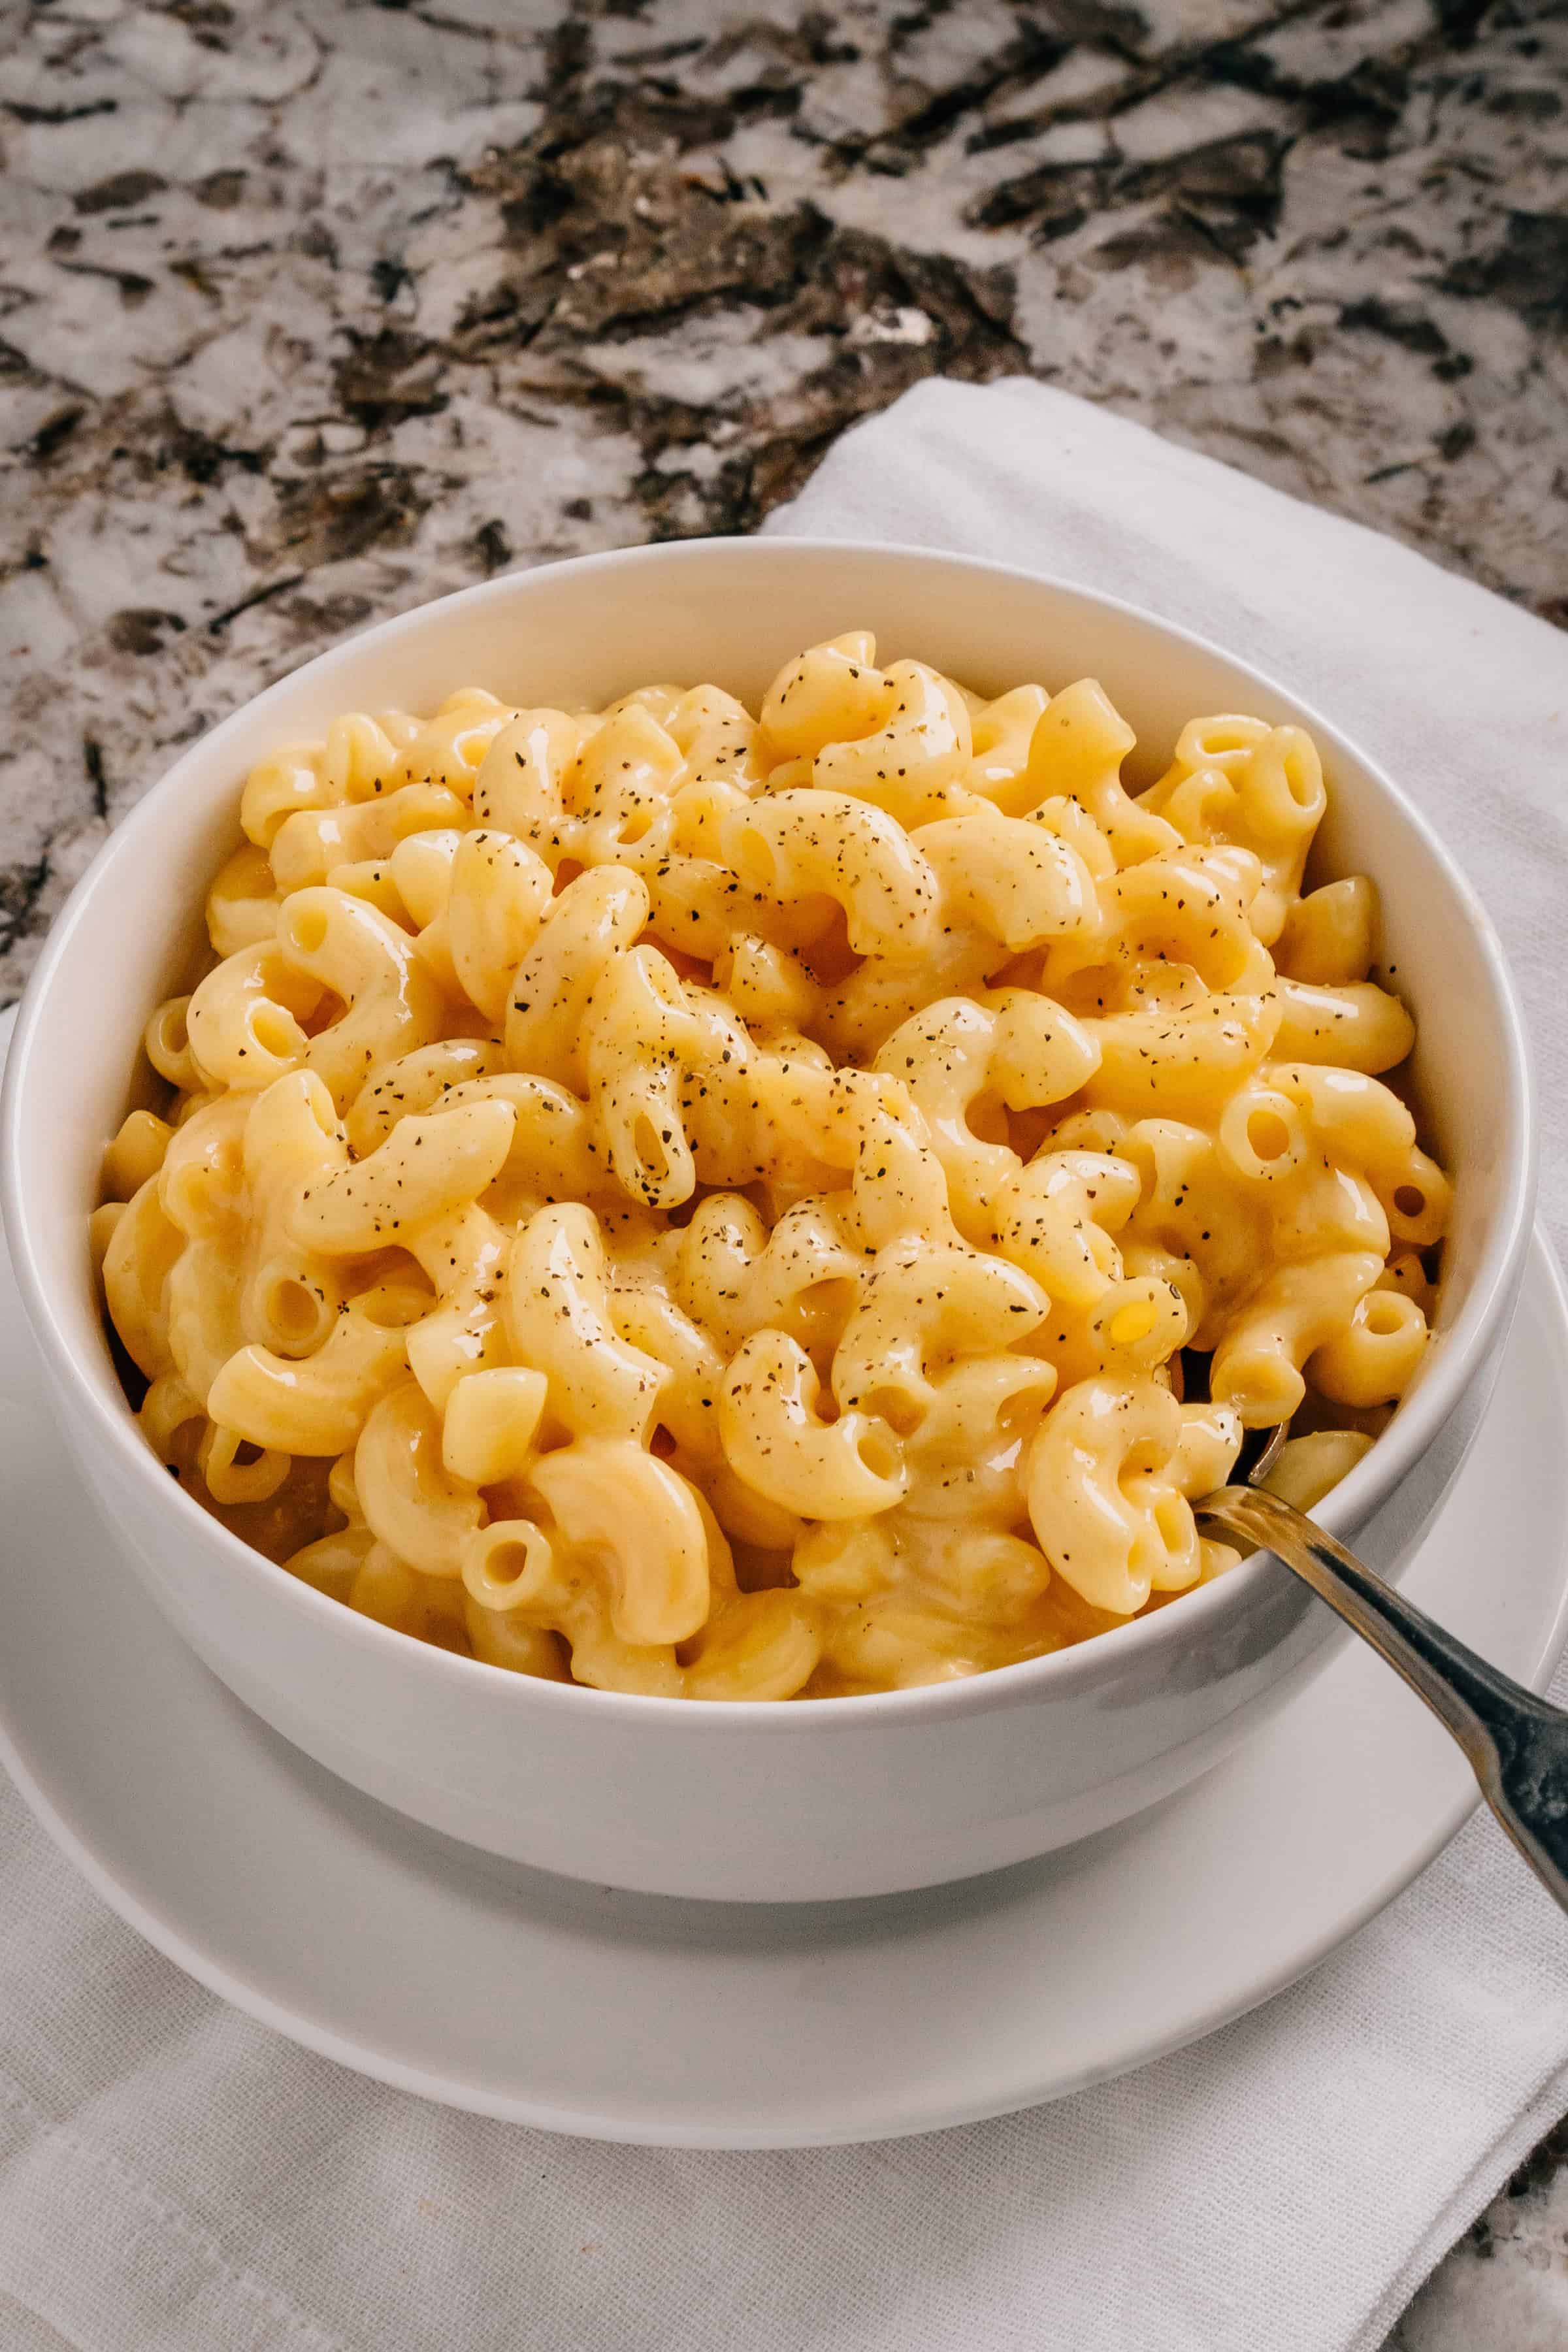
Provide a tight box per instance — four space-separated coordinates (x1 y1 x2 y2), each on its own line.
1 0 1564 1014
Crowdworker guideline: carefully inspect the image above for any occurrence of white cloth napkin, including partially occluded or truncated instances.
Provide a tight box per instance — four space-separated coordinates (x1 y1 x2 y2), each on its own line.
4 380 1568 2352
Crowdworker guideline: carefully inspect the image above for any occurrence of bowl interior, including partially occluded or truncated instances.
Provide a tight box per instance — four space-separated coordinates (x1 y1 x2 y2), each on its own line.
1 537 1531 1614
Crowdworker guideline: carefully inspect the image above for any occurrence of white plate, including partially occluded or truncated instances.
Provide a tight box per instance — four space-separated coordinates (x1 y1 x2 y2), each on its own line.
3 1049 1565 2146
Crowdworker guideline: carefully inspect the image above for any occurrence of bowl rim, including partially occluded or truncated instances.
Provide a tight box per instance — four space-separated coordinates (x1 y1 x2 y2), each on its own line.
0 534 1539 1733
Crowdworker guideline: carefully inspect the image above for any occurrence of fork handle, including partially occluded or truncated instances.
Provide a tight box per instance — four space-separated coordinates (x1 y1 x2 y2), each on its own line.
1196 1484 1568 1916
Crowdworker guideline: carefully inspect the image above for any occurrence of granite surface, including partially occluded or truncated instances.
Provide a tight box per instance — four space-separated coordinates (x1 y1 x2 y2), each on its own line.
2 0 1567 2337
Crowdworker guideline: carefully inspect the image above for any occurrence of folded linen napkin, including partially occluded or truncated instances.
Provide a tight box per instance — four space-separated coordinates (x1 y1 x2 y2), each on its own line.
3 378 1568 2352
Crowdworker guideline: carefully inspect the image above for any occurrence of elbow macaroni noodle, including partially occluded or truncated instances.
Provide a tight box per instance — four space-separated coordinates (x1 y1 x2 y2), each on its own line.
99 633 1450 1699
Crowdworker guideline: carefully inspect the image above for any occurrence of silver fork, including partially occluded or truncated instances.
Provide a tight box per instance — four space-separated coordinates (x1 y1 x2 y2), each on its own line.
1197 1433 1568 1915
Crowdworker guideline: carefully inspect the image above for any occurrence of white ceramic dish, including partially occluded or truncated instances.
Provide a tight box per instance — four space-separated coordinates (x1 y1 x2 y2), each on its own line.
1 1128 1563 2146
0 542 1537 1903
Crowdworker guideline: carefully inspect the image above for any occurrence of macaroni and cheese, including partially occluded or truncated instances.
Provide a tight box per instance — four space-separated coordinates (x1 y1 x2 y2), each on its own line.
97 634 1449 1698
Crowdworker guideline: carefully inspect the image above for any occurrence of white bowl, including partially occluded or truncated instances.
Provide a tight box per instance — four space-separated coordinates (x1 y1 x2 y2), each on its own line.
0 540 1537 1902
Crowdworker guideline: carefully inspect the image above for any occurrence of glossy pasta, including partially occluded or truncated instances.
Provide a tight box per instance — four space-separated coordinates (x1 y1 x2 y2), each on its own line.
97 635 1450 1698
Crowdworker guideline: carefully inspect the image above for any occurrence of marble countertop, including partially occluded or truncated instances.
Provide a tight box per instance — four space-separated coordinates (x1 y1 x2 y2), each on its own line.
2 0 1565 2338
